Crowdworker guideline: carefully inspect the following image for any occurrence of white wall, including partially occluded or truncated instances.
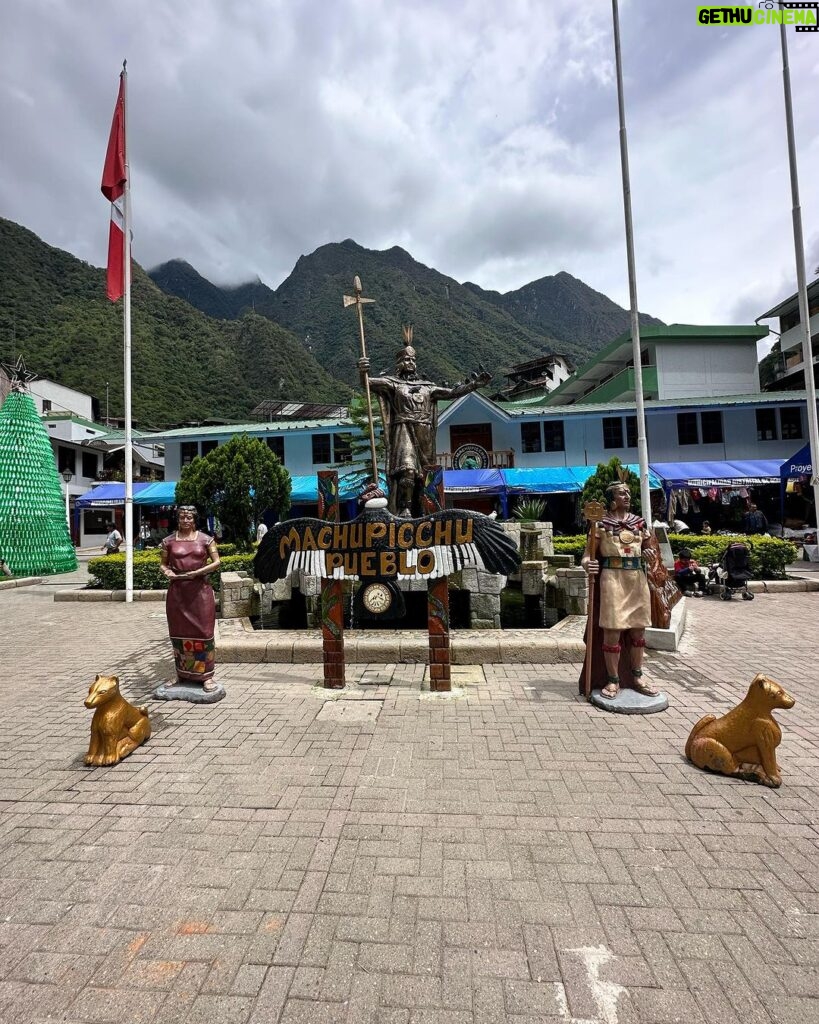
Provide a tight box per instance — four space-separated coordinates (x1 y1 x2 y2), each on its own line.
655 341 760 399
30 379 95 420
164 426 355 482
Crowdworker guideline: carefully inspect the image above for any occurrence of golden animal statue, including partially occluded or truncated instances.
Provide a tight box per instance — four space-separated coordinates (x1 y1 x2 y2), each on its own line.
84 674 151 766
685 674 794 787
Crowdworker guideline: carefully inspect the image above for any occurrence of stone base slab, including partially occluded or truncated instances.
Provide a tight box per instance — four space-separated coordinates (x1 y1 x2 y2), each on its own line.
645 596 687 652
152 681 226 703
590 687 669 714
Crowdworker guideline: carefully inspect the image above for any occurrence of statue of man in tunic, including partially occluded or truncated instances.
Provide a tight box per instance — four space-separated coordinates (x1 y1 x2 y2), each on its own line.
358 327 491 517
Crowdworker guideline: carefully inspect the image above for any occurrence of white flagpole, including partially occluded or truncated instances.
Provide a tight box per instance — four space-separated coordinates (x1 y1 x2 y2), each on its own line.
611 0 652 524
779 24 819 527
122 60 134 602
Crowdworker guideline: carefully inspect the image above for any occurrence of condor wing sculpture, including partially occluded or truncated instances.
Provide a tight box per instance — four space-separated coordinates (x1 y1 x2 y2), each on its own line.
253 508 520 583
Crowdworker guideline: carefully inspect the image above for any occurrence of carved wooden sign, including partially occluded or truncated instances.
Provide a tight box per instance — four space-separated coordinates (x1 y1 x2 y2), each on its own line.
254 509 520 584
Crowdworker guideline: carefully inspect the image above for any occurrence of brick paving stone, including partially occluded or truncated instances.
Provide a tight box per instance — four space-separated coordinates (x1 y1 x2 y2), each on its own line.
1 587 818 1022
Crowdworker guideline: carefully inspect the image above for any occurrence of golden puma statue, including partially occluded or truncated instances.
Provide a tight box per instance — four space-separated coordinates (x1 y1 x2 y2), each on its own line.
685 674 794 787
84 674 151 766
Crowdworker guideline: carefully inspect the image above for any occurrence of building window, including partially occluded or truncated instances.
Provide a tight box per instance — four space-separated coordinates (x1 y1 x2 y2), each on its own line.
780 407 803 441
626 416 638 449
543 420 565 452
82 452 99 479
312 433 332 464
756 408 777 441
677 413 699 446
200 440 218 457
266 436 285 463
42 399 52 412
602 417 624 449
180 441 198 466
333 434 352 464
57 446 76 474
700 411 724 444
520 423 542 453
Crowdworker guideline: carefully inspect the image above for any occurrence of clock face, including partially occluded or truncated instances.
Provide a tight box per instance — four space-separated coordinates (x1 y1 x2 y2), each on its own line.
362 582 392 615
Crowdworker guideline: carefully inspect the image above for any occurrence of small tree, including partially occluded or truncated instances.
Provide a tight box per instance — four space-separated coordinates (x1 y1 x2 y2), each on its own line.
579 457 642 516
347 394 384 479
176 434 290 550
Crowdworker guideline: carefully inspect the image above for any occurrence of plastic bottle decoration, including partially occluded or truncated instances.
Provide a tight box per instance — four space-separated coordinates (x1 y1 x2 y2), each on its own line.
0 374 78 576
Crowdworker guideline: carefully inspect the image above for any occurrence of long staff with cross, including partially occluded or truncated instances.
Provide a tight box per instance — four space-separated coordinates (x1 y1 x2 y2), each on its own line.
343 276 379 484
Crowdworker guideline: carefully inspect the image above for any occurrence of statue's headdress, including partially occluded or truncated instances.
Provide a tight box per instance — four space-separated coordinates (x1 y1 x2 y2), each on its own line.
396 324 416 360
177 505 198 516
604 466 631 503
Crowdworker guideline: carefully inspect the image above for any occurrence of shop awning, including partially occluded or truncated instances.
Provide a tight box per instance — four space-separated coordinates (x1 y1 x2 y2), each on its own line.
650 460 782 488
503 467 580 493
571 464 664 490
133 481 177 505
780 444 813 481
75 483 150 507
444 469 505 494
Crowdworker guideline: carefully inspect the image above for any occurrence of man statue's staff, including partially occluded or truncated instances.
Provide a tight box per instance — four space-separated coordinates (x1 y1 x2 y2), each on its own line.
343 276 379 484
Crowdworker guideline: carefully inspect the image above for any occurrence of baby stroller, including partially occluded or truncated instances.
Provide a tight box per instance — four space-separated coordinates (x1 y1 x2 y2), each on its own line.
707 542 754 601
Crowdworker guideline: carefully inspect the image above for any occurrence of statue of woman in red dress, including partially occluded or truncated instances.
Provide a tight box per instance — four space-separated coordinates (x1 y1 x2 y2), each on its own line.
160 506 221 692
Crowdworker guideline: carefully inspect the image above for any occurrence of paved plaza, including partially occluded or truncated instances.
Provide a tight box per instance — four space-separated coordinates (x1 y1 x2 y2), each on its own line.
1 580 818 1024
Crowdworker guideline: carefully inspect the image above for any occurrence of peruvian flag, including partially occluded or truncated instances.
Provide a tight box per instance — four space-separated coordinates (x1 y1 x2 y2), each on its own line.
101 75 127 301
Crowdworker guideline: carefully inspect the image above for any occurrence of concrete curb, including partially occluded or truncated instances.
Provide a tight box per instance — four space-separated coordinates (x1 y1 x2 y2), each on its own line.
0 577 43 591
748 578 819 593
54 589 167 602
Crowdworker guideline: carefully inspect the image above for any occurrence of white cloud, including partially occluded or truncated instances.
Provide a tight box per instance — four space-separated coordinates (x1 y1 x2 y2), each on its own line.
0 0 817 328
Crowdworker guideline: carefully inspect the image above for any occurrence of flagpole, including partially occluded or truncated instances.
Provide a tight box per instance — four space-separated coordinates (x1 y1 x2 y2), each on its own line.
779 24 819 527
122 60 134 603
611 0 651 525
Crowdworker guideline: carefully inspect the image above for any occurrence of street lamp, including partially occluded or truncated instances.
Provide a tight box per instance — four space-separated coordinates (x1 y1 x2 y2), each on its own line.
61 469 73 538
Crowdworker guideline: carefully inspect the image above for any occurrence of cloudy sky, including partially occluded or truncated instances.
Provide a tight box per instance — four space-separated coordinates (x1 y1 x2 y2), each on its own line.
3 0 819 352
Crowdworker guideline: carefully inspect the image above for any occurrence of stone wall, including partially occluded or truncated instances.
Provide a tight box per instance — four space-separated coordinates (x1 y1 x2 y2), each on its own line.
221 571 254 619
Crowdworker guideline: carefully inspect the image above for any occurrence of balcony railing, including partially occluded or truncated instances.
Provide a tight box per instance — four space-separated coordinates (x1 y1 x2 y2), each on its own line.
438 449 515 469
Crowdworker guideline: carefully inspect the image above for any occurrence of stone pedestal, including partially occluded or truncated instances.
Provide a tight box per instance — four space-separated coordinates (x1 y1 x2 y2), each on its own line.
153 682 226 704
590 688 668 715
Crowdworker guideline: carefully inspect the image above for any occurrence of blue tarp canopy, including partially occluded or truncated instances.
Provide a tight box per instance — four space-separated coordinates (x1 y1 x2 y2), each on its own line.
572 464 664 490
289 471 390 504
75 483 150 508
444 469 505 494
503 467 580 494
133 481 177 505
650 460 781 488
780 444 813 481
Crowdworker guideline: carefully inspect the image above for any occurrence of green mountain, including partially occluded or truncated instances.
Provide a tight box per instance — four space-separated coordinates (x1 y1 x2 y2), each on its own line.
463 270 664 356
0 219 351 428
151 242 574 388
151 242 664 387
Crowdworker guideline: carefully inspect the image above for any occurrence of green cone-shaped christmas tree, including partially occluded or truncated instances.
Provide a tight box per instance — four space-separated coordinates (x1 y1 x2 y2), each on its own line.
0 385 78 576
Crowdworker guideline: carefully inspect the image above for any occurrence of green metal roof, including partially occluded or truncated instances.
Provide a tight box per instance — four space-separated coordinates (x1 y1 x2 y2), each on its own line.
41 411 107 432
141 417 352 442
500 390 810 418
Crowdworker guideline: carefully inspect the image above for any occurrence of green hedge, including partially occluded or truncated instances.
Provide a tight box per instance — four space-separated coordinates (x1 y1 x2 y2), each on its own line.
88 551 257 591
549 533 797 579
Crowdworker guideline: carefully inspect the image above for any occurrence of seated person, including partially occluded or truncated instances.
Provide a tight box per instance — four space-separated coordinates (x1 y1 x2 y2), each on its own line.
674 547 707 597
701 521 712 535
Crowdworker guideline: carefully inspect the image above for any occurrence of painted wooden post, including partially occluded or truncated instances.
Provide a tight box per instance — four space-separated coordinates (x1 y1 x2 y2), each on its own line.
318 470 345 689
422 466 451 692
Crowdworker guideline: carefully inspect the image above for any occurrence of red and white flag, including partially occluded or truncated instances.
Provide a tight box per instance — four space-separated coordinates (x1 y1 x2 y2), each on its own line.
101 75 127 301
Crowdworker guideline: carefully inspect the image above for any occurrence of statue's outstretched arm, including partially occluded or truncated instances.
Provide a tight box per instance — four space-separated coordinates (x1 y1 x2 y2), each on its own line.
431 370 491 400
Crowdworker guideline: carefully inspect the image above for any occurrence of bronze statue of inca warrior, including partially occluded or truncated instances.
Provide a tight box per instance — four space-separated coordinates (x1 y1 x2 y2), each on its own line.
358 327 491 517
